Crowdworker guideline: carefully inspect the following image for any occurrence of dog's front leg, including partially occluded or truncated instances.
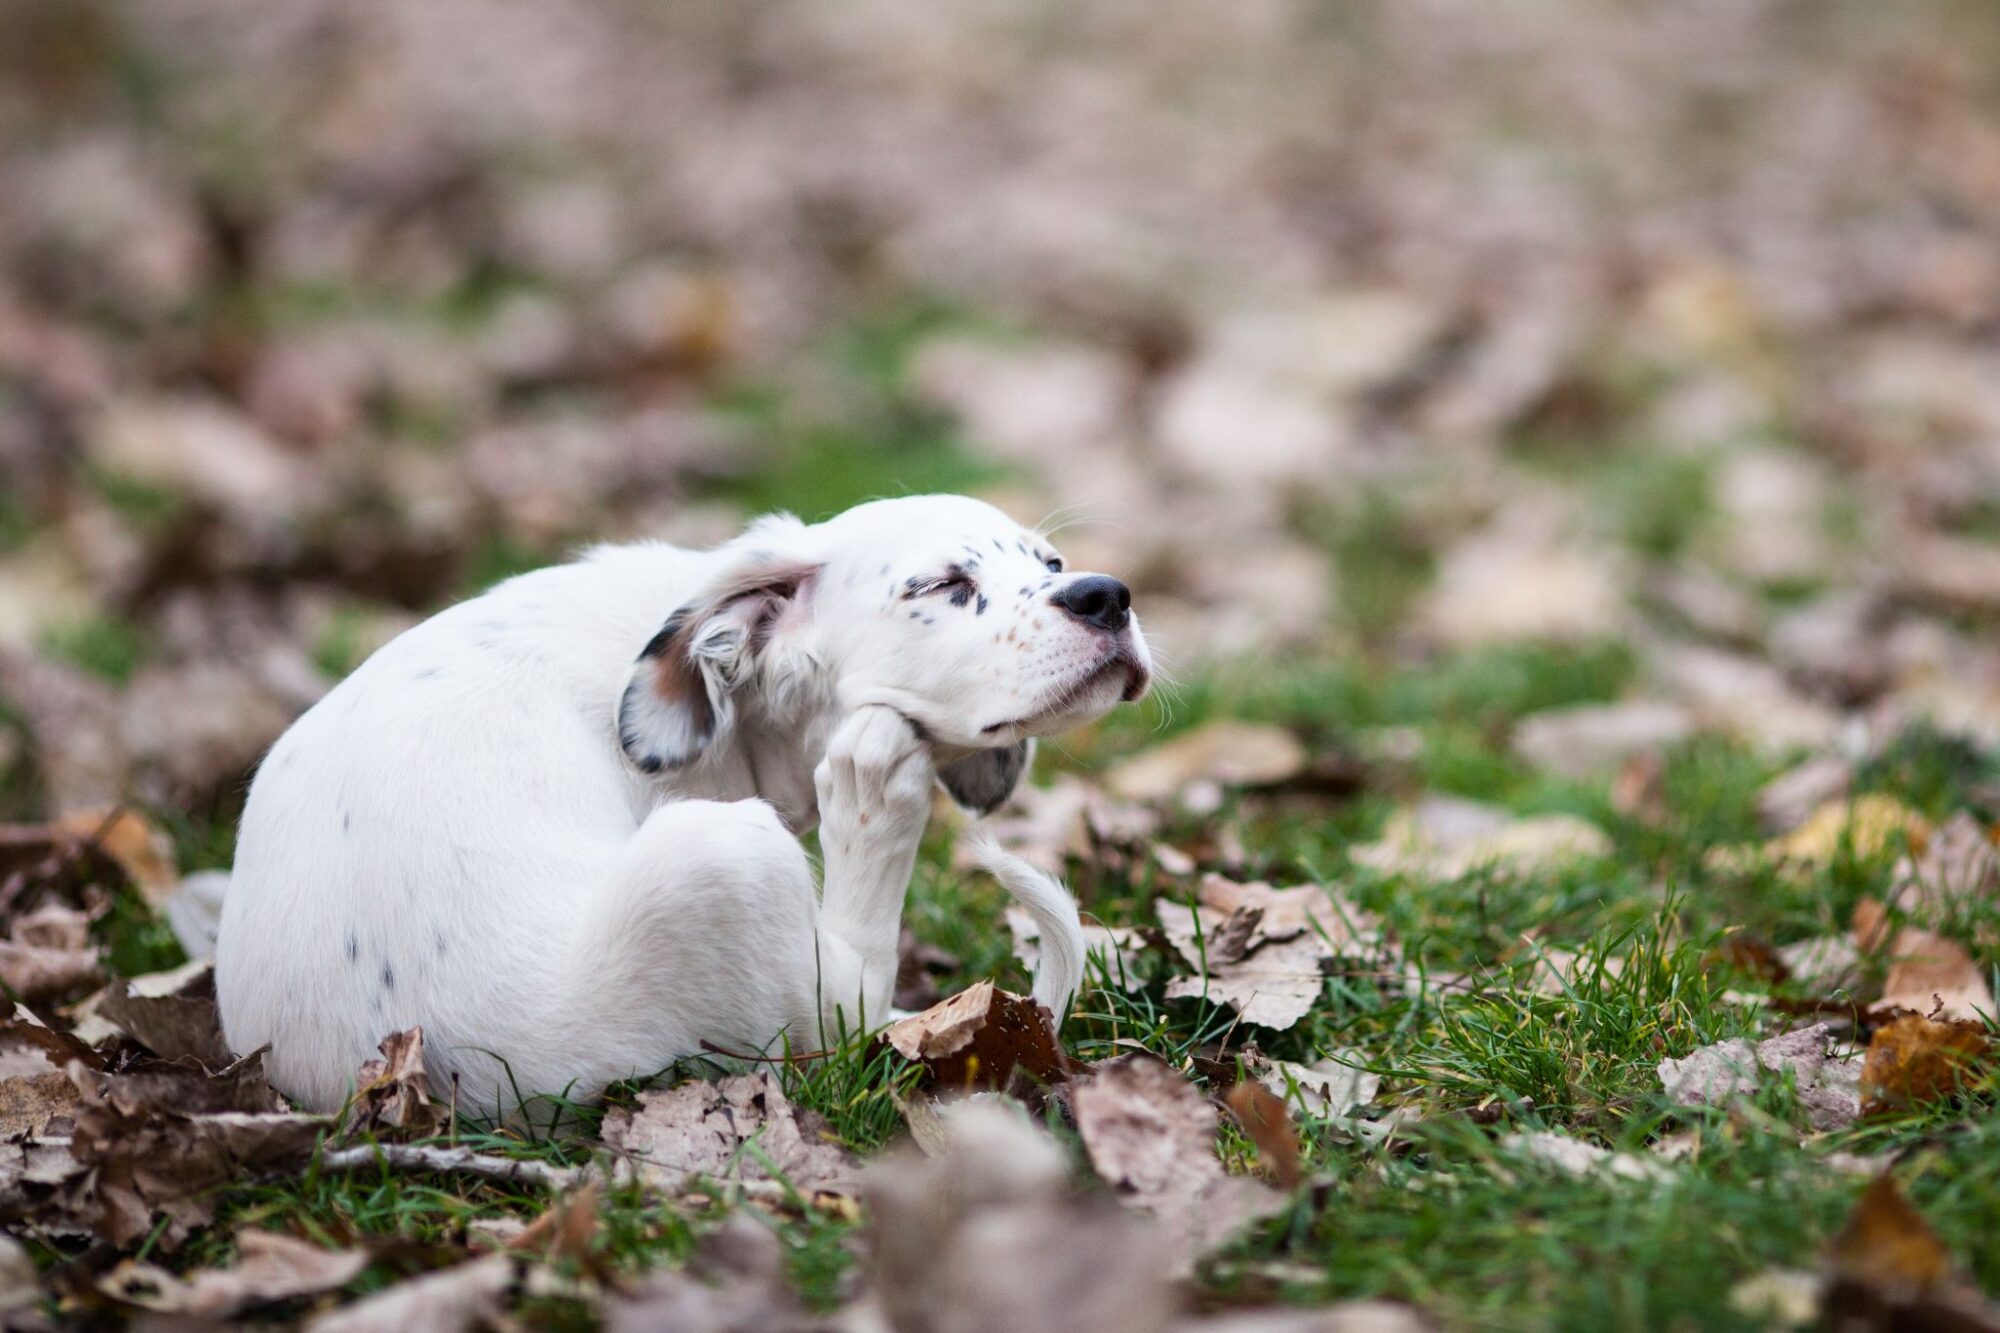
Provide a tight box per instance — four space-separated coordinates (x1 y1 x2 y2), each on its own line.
813 704 934 1036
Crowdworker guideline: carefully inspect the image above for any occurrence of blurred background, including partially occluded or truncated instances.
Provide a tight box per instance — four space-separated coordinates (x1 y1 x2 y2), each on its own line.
5 0 2000 844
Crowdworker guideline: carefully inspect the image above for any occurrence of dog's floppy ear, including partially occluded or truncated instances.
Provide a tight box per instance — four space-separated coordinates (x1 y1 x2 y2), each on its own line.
618 546 820 775
938 739 1032 815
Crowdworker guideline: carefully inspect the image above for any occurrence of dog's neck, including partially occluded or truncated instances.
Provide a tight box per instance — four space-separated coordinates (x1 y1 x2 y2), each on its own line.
728 667 841 834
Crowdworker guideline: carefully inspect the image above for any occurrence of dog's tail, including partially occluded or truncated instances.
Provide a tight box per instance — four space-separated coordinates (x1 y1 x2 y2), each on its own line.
962 833 1085 1020
164 868 229 961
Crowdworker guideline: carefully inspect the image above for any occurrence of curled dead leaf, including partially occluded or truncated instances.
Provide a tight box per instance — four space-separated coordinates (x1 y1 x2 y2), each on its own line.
98 1228 367 1317
1859 1012 1991 1117
1104 722 1306 803
344 1028 450 1140
879 982 1069 1095
1157 876 1385 1031
1223 1079 1303 1189
1072 1054 1285 1276
600 1072 858 1200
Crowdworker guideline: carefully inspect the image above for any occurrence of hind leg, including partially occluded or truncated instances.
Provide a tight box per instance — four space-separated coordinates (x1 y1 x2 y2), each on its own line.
552 798 828 1095
550 708 933 1097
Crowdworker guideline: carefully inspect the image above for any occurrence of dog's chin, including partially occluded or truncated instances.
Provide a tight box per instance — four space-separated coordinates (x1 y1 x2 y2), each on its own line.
979 655 1150 743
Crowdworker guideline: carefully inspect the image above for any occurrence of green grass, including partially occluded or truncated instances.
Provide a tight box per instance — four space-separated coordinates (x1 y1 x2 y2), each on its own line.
43 631 2000 1330
37 613 149 684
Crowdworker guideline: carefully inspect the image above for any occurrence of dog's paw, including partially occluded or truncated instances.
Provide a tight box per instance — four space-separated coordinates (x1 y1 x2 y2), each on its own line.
816 705 935 848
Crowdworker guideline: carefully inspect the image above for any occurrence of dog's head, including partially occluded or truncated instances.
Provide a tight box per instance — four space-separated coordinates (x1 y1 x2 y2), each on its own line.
617 495 1152 812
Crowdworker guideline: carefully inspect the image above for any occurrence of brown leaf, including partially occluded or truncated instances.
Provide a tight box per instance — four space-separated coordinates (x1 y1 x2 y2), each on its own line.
1774 797 1932 873
92 959 231 1067
879 982 1070 1095
0 904 102 1003
606 1212 815 1333
1104 722 1306 803
863 1101 1179 1333
1888 810 2000 919
1871 923 1994 1024
1350 797 1611 881
1157 877 1384 1031
1223 1080 1303 1189
306 1252 514 1333
0 1002 97 1139
600 1072 859 1199
1657 1024 1861 1131
1827 1173 1954 1296
67 1054 323 1249
1072 1054 1285 1276
53 808 178 911
506 1180 600 1262
97 1228 367 1317
344 1028 450 1140
1859 1012 1991 1117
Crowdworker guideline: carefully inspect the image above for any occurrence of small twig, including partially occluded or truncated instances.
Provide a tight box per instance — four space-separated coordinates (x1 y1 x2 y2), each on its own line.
697 1039 832 1065
317 1143 587 1190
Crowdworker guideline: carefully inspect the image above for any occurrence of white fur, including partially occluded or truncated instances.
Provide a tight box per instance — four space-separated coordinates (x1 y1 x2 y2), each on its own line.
213 495 1150 1115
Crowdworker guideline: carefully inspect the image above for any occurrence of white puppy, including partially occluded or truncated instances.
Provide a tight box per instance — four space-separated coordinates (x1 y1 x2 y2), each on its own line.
214 495 1151 1114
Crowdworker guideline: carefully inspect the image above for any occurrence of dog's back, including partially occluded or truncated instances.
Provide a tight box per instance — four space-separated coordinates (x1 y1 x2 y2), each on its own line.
216 545 709 1110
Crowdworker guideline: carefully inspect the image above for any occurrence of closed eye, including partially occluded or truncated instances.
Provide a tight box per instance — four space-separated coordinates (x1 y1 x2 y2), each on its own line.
1044 557 1063 573
903 568 980 607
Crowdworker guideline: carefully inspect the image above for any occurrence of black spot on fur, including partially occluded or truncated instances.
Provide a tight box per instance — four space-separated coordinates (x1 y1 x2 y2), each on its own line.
434 930 448 957
345 932 359 963
993 538 1005 552
975 594 989 615
948 583 973 608
909 610 923 619
415 667 441 679
381 964 396 991
638 609 692 660
636 753 663 774
922 616 935 625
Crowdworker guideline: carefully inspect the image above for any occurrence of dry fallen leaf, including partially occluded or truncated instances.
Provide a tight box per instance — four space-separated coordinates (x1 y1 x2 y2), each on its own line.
90 958 231 1066
1156 876 1385 1030
1499 1131 1670 1183
1888 810 2000 919
307 1252 515 1333
53 807 178 911
0 903 103 1004
862 1100 1179 1333
1223 1079 1304 1189
1821 1170 2000 1331
606 1211 813 1333
1072 1054 1285 1276
1859 1012 1991 1116
66 1054 325 1249
98 1228 368 1317
1350 797 1611 881
1765 796 1932 876
0 1002 96 1138
1511 699 1694 778
1756 756 1854 835
600 1072 858 1200
1657 1024 1862 1131
344 1027 451 1140
1254 1054 1381 1120
879 982 1070 1094
1852 902 1995 1023
1104 722 1307 804
1827 1173 1954 1297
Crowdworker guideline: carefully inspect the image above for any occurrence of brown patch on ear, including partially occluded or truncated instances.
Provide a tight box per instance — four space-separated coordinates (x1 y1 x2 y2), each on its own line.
618 556 820 775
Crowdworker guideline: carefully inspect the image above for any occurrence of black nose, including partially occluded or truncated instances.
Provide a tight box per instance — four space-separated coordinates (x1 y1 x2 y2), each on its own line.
1051 574 1132 633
